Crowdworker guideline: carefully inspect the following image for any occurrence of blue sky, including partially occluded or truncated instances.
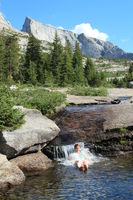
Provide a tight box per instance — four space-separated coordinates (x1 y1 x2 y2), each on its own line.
0 0 133 52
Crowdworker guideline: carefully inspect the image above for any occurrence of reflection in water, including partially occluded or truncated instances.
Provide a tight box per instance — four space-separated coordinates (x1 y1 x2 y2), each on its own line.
1 154 133 200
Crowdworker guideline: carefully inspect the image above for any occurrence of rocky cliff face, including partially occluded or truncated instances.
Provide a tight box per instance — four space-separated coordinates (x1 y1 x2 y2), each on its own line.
78 33 133 59
0 13 133 59
0 12 28 51
22 16 77 50
0 13 12 30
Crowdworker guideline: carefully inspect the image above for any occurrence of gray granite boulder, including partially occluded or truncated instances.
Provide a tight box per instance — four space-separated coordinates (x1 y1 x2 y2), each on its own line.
0 154 25 193
0 107 60 159
10 152 53 176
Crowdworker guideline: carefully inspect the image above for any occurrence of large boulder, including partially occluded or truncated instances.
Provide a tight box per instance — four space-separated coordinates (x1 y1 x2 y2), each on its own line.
0 107 60 159
10 152 53 176
0 154 25 193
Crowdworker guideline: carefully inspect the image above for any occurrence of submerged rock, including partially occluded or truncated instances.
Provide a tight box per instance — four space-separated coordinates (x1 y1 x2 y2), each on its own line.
10 152 53 176
0 107 60 159
0 154 25 193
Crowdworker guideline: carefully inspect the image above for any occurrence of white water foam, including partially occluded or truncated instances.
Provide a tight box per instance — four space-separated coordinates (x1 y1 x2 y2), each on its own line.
55 143 102 166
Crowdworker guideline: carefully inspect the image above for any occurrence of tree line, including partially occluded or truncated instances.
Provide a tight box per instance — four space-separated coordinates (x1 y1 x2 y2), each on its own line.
0 32 109 87
111 63 133 87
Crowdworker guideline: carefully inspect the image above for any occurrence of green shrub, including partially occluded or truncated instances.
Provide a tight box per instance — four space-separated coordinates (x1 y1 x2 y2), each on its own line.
120 139 126 145
0 85 25 131
11 88 66 115
119 127 127 133
68 86 108 96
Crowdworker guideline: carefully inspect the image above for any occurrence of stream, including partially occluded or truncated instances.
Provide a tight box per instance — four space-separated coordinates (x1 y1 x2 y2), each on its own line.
1 153 133 200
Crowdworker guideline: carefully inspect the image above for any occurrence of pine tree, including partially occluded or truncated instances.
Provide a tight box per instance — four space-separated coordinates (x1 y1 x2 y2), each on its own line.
126 62 133 82
24 33 43 84
129 63 133 80
84 57 107 87
0 34 5 82
99 71 107 86
4 35 19 83
73 41 84 85
84 57 96 86
50 32 64 84
129 63 133 74
18 54 26 83
28 61 37 85
60 40 74 86
44 69 54 86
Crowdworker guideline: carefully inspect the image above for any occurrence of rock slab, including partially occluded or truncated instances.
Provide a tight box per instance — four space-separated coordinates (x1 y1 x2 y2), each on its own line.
52 104 133 145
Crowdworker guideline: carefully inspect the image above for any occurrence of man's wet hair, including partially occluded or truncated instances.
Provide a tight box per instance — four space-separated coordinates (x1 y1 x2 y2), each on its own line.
74 143 80 149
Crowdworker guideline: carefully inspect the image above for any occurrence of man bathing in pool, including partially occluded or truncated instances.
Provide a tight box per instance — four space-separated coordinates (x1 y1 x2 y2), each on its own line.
69 143 90 171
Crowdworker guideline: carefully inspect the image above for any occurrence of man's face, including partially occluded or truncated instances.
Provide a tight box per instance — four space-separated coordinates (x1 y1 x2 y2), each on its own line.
75 145 81 153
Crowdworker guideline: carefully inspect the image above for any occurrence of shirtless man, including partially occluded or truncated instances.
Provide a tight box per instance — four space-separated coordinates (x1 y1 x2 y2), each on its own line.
69 143 89 171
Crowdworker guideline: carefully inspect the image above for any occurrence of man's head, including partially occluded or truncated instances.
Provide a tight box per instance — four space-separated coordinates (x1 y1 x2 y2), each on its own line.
74 143 81 153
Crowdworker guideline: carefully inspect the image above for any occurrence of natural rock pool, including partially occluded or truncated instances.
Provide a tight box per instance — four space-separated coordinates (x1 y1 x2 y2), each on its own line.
1 153 133 200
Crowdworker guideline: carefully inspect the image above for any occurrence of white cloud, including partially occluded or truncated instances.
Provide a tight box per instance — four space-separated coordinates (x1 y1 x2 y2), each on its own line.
72 23 109 41
57 26 64 30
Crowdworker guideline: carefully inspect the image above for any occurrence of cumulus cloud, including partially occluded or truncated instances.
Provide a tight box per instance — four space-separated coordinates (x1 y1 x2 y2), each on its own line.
57 26 64 30
72 23 108 41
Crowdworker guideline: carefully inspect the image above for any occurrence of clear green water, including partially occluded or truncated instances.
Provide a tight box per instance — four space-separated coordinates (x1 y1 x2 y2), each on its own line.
1 154 133 200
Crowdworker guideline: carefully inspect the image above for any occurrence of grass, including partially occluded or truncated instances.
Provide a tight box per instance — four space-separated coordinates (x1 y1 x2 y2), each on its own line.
68 86 108 96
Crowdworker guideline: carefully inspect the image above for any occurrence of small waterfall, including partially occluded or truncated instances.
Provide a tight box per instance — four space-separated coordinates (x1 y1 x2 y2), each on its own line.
52 143 101 166
53 143 84 160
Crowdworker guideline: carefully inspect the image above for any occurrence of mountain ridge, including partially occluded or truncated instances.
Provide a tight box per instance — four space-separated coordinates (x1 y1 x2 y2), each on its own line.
0 13 133 59
22 16 77 49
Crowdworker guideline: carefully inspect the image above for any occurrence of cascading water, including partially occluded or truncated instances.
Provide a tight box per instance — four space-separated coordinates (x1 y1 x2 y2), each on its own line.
52 142 101 166
53 142 84 159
